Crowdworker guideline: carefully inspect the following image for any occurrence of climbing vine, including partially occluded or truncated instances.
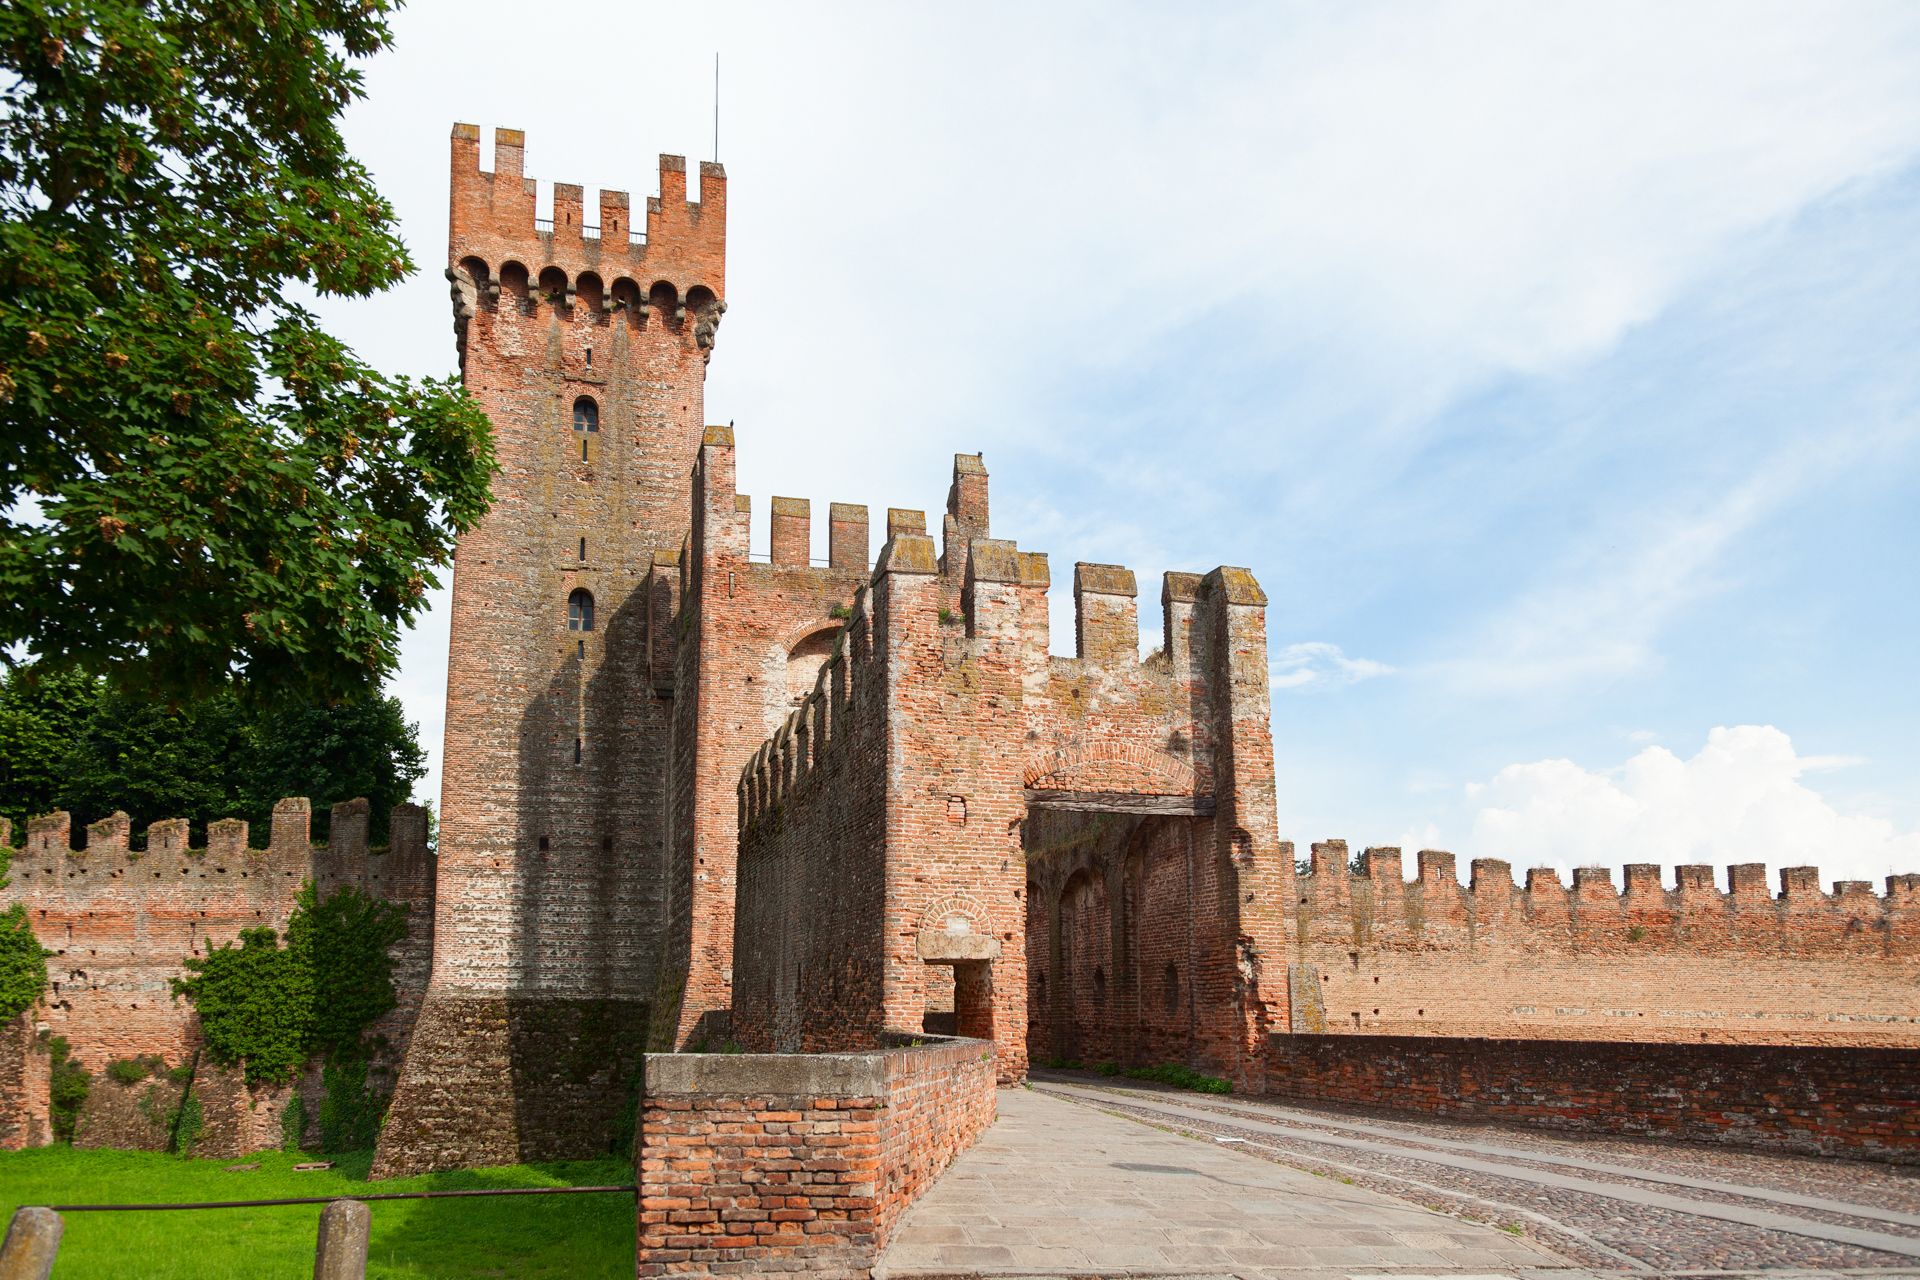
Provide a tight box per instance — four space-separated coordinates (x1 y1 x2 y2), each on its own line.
172 881 405 1087
0 903 47 1024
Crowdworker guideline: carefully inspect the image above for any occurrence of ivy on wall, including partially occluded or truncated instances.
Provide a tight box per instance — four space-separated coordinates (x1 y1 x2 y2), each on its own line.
0 836 48 1023
172 881 405 1087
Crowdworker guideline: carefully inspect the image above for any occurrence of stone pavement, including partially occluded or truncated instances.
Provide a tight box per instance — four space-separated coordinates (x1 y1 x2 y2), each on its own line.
1029 1076 1920 1274
876 1085 1567 1278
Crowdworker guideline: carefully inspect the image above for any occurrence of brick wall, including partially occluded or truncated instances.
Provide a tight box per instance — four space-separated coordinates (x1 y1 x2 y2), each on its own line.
1264 1031 1920 1163
635 1036 995 1278
1288 845 1920 1046
383 124 726 1173
0 1013 48 1150
730 458 1288 1086
0 800 433 1155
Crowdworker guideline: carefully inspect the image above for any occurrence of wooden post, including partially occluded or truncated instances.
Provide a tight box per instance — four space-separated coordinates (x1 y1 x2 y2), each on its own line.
0 1207 62 1280
312 1199 371 1280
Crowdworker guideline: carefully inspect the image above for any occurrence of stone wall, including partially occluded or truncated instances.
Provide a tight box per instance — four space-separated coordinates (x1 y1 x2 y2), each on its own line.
635 1036 996 1278
1288 844 1920 1046
1264 1031 1920 1163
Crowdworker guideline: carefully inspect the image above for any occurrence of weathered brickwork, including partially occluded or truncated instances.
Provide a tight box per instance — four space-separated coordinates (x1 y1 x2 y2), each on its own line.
380 126 727 1172
0 800 434 1154
729 457 1289 1086
635 1036 995 1278
1264 1032 1920 1164
0 1013 49 1150
1287 845 1920 1046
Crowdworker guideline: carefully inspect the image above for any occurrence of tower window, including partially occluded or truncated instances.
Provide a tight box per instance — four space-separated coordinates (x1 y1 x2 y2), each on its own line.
574 736 583 765
568 588 595 631
578 537 586 561
573 396 599 433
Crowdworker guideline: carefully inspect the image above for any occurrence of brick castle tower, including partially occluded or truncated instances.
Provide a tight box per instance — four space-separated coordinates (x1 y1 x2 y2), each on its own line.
373 126 726 1174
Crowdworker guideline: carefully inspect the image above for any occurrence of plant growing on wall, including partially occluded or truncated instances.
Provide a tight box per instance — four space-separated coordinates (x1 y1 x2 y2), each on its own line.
0 836 49 1024
172 881 405 1088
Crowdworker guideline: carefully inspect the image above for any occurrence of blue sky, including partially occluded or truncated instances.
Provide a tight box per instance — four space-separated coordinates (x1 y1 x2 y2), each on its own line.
318 2 1920 886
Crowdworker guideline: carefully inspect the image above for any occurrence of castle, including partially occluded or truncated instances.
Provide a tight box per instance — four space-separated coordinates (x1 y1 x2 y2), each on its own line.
2 127 1916 1187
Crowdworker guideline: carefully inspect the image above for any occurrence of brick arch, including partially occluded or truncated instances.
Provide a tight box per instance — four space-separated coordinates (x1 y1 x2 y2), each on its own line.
1023 740 1197 796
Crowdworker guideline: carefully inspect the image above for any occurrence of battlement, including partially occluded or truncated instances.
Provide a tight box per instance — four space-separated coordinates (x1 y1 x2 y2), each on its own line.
4 798 431 892
1290 839 1920 955
446 124 725 344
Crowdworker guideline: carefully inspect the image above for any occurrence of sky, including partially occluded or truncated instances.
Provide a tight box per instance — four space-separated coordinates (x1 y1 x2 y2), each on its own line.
315 1 1920 891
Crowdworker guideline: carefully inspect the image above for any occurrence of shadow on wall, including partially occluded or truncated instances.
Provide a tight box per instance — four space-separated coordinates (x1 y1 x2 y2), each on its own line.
503 580 659 1156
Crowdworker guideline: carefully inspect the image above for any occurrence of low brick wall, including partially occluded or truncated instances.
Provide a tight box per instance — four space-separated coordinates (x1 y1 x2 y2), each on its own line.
636 1036 996 1277
1265 1032 1920 1163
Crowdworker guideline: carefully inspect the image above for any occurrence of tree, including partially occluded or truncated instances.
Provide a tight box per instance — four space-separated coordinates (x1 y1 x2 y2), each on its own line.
0 0 494 703
0 663 425 841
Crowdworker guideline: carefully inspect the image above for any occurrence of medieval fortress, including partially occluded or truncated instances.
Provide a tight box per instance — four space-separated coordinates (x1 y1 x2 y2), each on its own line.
2 125 1916 1268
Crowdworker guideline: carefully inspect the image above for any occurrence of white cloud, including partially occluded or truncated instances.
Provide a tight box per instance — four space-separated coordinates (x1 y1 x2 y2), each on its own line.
1270 642 1395 692
1462 725 1920 886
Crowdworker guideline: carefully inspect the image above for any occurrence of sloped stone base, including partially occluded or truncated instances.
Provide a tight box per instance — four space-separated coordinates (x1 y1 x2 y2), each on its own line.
371 991 649 1177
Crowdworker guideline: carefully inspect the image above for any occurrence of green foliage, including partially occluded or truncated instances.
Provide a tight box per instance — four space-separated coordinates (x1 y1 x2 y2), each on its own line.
168 1091 203 1156
317 1056 384 1154
46 1034 89 1142
0 0 495 703
174 925 310 1086
0 903 49 1022
172 881 403 1086
279 1091 307 1153
828 602 851 620
0 663 424 841
1119 1062 1233 1095
1041 1057 1232 1095
105 1056 156 1085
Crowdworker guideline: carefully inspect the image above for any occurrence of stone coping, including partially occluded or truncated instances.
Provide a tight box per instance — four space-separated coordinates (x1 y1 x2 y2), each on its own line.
644 1033 990 1097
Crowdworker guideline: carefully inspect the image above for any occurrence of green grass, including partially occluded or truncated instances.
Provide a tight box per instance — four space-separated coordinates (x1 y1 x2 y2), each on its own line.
1038 1057 1233 1095
0 1145 633 1278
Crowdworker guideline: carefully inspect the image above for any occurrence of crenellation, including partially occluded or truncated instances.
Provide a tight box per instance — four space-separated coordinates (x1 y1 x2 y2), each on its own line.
1073 562 1139 666
830 502 870 571
770 495 811 566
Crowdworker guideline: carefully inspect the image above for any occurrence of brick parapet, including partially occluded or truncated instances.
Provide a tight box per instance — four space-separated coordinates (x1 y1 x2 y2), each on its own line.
1264 1031 1920 1164
1289 855 1920 1044
1 799 434 1078
635 1036 996 1277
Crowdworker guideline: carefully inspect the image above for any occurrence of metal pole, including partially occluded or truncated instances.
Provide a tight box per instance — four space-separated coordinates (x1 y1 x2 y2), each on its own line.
0 1207 63 1280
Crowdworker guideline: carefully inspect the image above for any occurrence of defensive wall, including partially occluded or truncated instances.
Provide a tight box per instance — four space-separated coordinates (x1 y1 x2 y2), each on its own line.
726 438 1290 1087
0 799 434 1154
1263 1034 1920 1164
636 1035 997 1278
1286 842 1920 1046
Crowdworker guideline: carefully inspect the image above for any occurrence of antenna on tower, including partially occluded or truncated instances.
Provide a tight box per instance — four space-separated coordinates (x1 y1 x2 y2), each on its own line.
713 52 721 163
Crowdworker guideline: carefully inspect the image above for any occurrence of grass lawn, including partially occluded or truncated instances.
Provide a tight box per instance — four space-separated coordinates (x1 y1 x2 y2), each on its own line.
0 1145 634 1278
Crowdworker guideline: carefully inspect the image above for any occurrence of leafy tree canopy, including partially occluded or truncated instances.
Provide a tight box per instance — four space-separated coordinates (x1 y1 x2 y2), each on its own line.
0 662 425 841
0 0 494 701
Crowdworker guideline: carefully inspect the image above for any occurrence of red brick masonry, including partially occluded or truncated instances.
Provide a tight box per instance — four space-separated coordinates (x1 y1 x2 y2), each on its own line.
1264 1032 1920 1164
636 1035 996 1278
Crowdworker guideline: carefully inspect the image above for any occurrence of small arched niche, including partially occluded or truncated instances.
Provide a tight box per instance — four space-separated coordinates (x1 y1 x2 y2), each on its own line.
575 271 604 315
785 625 838 707
498 260 530 305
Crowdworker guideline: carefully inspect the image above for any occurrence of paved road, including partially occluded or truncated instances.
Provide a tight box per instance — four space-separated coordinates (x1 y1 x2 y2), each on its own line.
877 1075 1920 1279
878 1085 1568 1278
